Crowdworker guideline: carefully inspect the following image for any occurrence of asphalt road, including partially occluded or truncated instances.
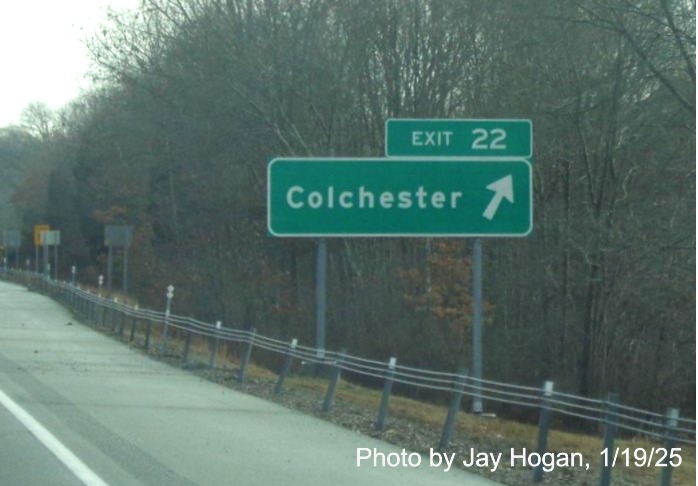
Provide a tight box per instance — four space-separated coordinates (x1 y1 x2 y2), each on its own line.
0 280 500 486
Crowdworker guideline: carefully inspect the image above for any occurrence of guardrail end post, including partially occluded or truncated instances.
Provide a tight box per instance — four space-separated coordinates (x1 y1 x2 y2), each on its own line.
118 304 126 338
160 285 174 356
181 322 193 367
274 338 298 396
129 305 139 344
209 321 222 370
532 380 554 482
599 392 619 486
374 357 397 431
321 349 346 413
144 320 152 351
438 367 468 451
111 298 119 333
660 408 680 486
237 327 256 382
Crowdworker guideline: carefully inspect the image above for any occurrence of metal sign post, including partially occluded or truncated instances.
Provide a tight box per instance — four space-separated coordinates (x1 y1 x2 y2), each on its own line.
123 245 129 296
107 244 113 293
43 236 49 277
471 238 484 413
315 239 327 359
40 231 60 280
3 230 20 270
34 225 49 274
104 225 134 296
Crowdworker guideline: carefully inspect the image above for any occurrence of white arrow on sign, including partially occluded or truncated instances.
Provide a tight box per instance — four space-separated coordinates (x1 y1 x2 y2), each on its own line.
482 175 514 220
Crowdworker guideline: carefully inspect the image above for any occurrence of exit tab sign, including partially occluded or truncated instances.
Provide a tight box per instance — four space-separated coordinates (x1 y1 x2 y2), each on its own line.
386 119 532 159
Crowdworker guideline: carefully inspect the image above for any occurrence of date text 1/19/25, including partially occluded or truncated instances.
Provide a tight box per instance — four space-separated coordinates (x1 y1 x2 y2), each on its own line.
600 448 682 468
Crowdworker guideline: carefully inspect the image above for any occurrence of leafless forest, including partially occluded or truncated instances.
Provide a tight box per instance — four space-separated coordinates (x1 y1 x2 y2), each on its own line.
0 0 694 417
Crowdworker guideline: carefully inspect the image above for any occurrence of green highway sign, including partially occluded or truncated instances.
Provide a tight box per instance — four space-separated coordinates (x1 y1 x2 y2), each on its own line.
385 119 532 158
267 158 532 237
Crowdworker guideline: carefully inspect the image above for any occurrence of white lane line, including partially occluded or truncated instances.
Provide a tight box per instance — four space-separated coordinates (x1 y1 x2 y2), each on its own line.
0 388 109 486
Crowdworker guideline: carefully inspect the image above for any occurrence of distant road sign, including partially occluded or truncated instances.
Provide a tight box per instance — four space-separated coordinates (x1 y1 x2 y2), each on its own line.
41 230 61 246
386 119 532 158
105 225 134 247
3 230 20 248
267 158 532 237
33 225 50 246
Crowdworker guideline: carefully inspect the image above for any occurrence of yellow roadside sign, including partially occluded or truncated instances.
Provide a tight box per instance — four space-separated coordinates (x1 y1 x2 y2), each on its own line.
33 225 50 246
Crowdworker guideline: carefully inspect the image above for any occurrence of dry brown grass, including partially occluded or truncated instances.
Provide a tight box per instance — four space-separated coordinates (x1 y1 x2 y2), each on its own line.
282 373 696 485
88 308 696 485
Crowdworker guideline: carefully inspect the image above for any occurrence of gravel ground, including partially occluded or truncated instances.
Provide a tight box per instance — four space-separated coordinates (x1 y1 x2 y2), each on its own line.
178 363 652 486
72 309 675 486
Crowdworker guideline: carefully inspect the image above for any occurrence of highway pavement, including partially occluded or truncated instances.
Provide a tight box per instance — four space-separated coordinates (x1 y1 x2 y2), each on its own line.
0 280 500 485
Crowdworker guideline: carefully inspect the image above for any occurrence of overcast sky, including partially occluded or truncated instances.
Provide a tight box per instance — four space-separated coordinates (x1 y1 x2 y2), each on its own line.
0 0 140 128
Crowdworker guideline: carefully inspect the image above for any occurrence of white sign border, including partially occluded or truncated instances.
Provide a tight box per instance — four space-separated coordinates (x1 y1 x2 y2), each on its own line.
267 157 533 238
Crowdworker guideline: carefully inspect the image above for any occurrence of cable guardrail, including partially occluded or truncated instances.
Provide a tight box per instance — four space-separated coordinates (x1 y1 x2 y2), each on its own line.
2 269 695 450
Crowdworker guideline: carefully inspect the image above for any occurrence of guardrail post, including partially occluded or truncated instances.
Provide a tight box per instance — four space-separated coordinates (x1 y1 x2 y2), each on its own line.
76 286 82 316
75 287 80 312
374 357 397 431
660 408 679 486
274 338 298 396
71 281 77 310
86 290 93 322
237 327 257 382
118 301 126 338
144 318 152 351
180 320 194 367
111 298 119 332
209 321 222 369
85 290 90 320
322 350 346 413
160 285 175 356
100 300 107 328
533 381 554 482
439 367 468 451
600 392 619 486
129 305 139 343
